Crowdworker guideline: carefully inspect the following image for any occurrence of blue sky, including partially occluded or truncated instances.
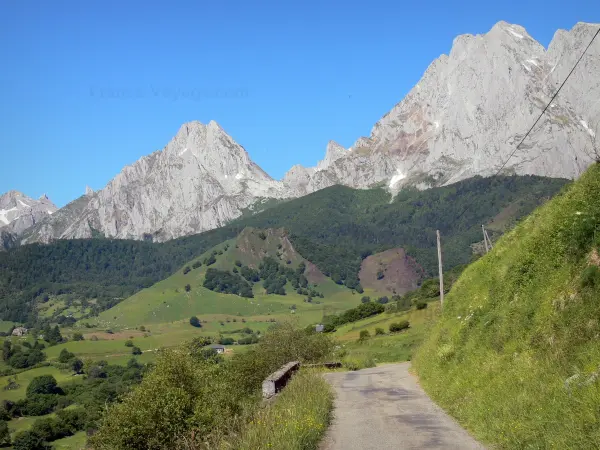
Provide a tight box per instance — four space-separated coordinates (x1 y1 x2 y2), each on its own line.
1 0 598 207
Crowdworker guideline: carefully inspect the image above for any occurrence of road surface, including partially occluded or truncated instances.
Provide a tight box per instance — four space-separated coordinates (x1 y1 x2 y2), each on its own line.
320 363 485 450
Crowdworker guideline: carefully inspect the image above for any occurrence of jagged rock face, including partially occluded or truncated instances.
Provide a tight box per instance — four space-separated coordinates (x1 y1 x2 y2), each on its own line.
0 191 57 239
26 121 293 243
18 21 600 245
284 21 600 193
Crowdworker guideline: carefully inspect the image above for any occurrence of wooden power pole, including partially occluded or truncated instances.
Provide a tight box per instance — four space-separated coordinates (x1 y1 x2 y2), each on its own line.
482 225 489 253
436 230 444 309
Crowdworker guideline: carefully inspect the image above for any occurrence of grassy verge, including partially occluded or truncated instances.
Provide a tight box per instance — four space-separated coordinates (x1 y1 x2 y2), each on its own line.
220 370 333 450
334 305 439 369
414 164 600 448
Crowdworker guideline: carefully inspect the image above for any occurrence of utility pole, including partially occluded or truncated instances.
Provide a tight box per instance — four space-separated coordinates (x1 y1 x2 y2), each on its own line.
436 230 444 310
482 225 489 253
485 228 493 250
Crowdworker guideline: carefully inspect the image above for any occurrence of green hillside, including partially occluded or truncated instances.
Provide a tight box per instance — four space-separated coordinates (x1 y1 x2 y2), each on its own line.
0 174 567 324
414 164 600 448
95 228 360 329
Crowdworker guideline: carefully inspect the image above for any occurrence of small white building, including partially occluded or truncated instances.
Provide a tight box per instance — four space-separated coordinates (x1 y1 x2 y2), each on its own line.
12 327 27 337
209 344 226 354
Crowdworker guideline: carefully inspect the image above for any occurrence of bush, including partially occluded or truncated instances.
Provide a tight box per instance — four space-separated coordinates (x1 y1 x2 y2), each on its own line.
72 332 84 341
89 350 243 450
189 316 201 328
184 284 191 292
21 394 59 416
389 320 410 333
183 266 191 275
125 340 134 347
192 261 202 269
375 327 385 335
377 296 389 304
416 300 428 310
358 330 370 341
131 347 142 356
235 260 242 267
0 420 9 445
58 349 75 364
361 296 371 303
12 430 47 450
377 270 384 280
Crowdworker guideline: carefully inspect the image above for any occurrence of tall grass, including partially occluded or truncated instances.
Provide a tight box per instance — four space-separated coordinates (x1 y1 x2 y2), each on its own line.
218 370 333 450
414 164 600 449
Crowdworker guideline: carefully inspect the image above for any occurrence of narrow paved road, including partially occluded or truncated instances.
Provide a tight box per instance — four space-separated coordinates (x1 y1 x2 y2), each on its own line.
320 363 485 450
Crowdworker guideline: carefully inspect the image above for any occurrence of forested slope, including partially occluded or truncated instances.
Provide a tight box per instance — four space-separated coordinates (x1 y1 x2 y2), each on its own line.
0 175 567 322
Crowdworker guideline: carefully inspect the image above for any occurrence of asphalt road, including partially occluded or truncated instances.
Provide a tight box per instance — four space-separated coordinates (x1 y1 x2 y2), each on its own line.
320 363 485 450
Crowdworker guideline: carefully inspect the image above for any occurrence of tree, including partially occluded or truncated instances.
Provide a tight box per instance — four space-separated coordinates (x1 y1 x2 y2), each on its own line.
27 375 57 397
361 296 371 303
0 420 10 445
184 284 191 292
183 266 191 275
189 316 201 328
2 340 12 361
139 325 146 332
124 340 134 347
44 326 62 346
58 349 75 363
12 430 47 450
358 330 370 341
132 346 142 355
71 358 84 374
375 327 385 335
72 332 84 341
377 296 389 304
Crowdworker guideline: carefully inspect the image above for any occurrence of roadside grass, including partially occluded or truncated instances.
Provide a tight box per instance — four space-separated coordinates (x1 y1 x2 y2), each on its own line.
219 370 333 450
415 164 600 448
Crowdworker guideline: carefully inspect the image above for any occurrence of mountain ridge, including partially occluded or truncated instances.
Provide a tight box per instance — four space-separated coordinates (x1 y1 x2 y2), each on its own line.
5 20 598 247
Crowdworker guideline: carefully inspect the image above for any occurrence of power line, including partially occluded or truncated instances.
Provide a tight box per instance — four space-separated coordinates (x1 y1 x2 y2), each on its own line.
454 26 600 223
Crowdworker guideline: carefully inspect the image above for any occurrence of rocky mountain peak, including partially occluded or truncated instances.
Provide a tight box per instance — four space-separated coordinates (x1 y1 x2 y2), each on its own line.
11 21 600 248
317 141 348 171
85 186 94 196
0 191 57 236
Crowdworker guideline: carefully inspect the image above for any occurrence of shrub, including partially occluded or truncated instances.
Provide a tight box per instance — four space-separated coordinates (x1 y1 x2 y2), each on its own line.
21 394 59 416
389 320 410 333
58 349 75 364
72 332 84 341
375 327 385 335
89 350 243 450
183 266 191 275
131 347 142 356
416 300 428 310
192 261 202 269
125 340 134 347
91 335 99 341
189 316 201 328
235 260 242 267
0 420 9 445
71 359 84 374
361 296 371 303
377 270 384 280
12 430 46 450
359 330 370 341
184 284 191 292
377 296 389 304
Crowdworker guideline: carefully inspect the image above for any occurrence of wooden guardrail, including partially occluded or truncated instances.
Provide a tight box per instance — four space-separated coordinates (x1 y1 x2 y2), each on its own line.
262 361 300 399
